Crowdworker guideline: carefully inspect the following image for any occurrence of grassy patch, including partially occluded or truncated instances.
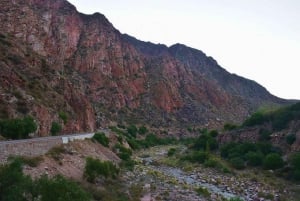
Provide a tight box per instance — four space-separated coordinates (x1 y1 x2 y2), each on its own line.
195 186 210 197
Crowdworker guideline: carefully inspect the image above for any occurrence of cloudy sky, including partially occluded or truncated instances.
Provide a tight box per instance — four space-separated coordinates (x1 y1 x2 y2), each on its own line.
68 0 300 100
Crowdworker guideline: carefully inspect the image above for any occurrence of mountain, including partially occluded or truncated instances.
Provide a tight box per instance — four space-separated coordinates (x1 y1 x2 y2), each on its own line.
0 0 289 136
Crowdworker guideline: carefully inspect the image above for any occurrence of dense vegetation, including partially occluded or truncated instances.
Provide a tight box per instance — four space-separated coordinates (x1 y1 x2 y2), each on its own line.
177 126 300 182
0 159 91 201
242 102 300 131
92 132 109 147
50 121 62 136
84 157 119 183
0 116 37 139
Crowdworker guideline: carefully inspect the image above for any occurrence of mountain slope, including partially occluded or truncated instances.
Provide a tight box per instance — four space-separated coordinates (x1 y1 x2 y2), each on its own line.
0 0 290 136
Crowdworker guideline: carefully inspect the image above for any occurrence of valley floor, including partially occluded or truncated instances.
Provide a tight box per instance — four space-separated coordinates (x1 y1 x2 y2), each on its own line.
121 145 299 201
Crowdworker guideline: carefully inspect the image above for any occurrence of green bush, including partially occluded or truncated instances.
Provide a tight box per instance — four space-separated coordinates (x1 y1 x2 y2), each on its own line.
285 133 296 145
223 123 238 131
204 158 219 168
114 144 132 161
259 128 271 141
9 156 43 167
289 153 300 180
93 132 109 147
127 125 138 138
47 146 66 161
138 125 148 135
167 148 177 157
0 159 32 201
209 130 219 137
0 116 37 139
242 102 300 131
184 151 209 163
263 153 284 170
58 111 68 124
50 122 62 136
246 151 264 166
126 138 140 150
230 157 245 169
195 187 210 197
36 175 91 201
0 159 90 201
243 112 267 127
193 134 218 151
84 157 119 182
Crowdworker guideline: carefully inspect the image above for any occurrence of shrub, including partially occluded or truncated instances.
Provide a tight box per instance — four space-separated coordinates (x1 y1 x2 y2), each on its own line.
193 134 218 151
0 159 32 201
195 187 210 197
114 144 132 161
127 125 138 138
223 123 238 131
9 156 43 167
290 153 300 169
138 125 148 135
209 130 218 137
127 138 140 150
204 158 219 168
93 132 109 147
243 112 267 127
285 133 296 145
47 146 66 161
50 122 62 136
167 148 177 157
259 128 271 141
289 153 300 180
58 111 68 124
246 151 264 166
0 159 90 201
230 157 245 169
263 153 284 170
0 116 37 139
36 175 91 201
184 151 209 163
84 157 119 182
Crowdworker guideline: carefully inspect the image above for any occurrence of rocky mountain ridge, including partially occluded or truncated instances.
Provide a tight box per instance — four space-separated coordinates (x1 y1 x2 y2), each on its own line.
0 0 289 136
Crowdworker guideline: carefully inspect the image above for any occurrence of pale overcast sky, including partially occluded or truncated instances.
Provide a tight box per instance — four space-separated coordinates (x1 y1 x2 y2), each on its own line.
68 0 300 100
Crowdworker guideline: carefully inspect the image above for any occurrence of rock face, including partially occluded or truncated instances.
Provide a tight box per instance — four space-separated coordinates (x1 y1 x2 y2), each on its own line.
0 0 289 136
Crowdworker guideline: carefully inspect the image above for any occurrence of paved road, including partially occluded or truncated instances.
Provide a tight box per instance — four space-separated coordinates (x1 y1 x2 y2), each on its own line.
0 131 105 145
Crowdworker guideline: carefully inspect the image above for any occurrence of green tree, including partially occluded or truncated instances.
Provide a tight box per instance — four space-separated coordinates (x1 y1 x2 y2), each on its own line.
0 116 37 139
263 153 284 170
243 111 266 127
50 122 62 136
0 159 33 201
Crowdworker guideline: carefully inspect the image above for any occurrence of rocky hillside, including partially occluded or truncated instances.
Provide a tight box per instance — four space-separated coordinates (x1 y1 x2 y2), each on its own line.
0 0 289 136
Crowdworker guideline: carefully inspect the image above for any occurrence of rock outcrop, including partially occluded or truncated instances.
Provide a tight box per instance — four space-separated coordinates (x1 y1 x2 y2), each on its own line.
0 0 289 136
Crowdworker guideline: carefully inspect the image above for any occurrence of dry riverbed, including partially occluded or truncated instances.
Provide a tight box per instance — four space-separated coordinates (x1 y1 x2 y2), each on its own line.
121 145 299 201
